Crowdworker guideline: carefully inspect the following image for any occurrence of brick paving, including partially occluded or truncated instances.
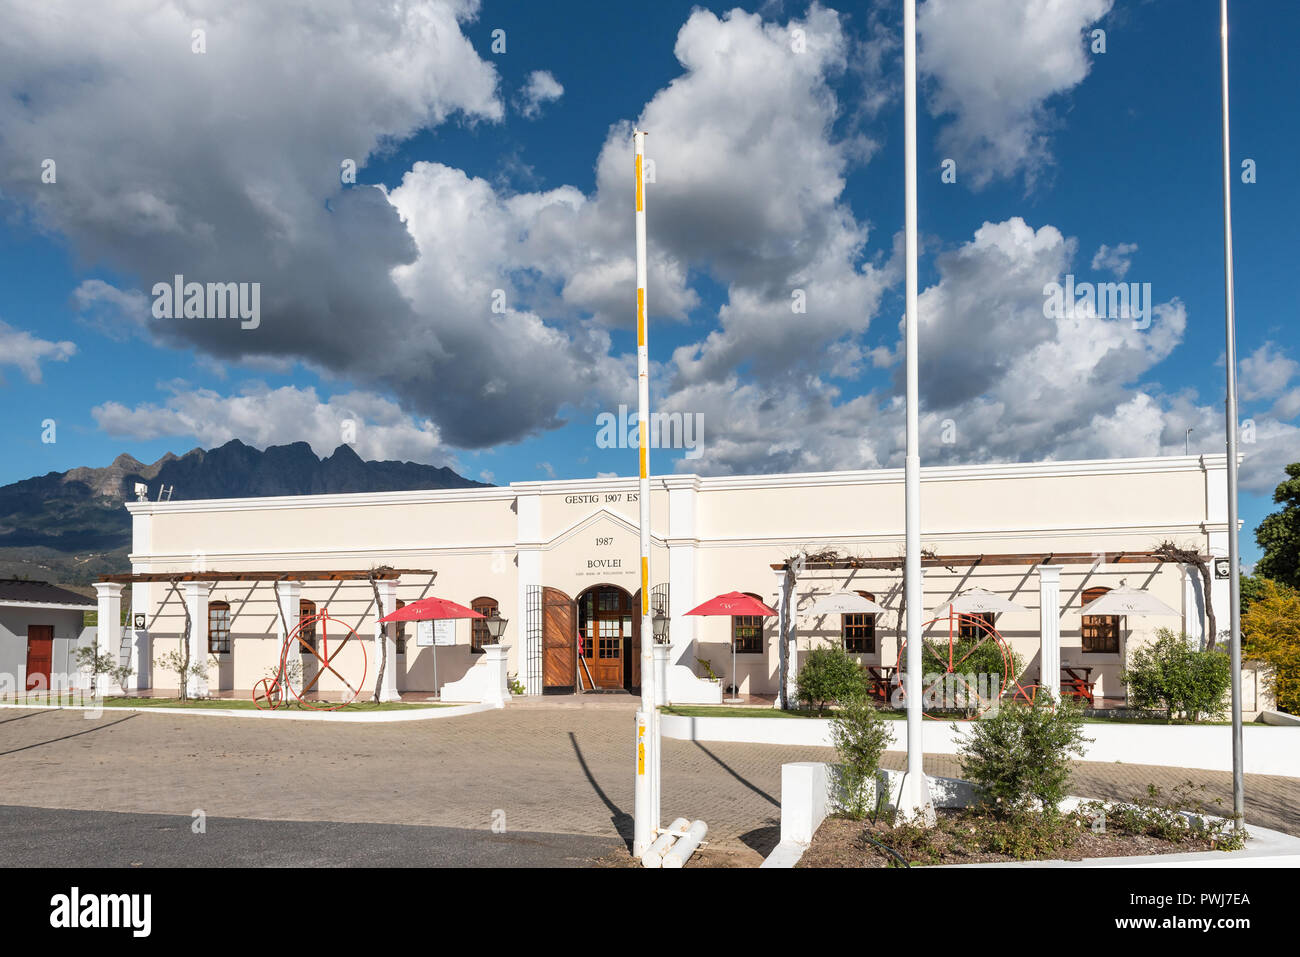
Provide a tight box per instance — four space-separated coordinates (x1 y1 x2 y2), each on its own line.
0 703 1294 864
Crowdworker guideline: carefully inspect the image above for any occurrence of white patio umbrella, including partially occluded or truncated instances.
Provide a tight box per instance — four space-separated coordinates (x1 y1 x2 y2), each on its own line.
807 591 889 616
931 587 1027 617
1079 582 1178 617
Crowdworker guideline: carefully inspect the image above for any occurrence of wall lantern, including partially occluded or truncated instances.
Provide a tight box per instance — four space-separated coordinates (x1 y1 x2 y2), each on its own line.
483 612 509 642
652 608 670 643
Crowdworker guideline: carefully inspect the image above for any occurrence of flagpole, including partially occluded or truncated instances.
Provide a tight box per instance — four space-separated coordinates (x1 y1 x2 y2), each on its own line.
632 129 658 856
1217 0 1245 832
899 0 930 821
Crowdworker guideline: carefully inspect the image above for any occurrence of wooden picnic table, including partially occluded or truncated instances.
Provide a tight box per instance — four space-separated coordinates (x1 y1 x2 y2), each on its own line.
864 665 897 702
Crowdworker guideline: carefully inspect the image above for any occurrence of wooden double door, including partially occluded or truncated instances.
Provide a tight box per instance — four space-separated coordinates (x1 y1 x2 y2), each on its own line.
541 585 640 693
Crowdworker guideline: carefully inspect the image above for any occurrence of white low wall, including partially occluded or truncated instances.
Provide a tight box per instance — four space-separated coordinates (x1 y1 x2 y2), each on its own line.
659 712 1300 778
765 760 1300 869
665 665 723 704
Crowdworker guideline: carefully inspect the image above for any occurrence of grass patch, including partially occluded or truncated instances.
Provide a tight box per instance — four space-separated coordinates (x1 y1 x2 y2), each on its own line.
3 694 446 712
663 704 909 720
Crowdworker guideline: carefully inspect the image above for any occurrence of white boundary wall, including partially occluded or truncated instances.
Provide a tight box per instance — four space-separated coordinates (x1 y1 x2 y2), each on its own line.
659 713 1300 777
764 761 1300 869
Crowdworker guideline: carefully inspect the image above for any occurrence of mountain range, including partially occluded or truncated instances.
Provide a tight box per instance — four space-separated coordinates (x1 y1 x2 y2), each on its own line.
0 440 487 584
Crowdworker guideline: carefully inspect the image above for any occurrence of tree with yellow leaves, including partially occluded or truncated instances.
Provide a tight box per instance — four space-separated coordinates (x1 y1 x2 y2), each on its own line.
1242 579 1300 715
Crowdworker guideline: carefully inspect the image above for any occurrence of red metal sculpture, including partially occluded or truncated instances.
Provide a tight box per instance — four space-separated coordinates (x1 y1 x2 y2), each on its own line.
893 610 1016 719
252 609 368 711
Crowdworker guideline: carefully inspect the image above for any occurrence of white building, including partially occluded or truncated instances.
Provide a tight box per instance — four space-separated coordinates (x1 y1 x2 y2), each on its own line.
104 454 1236 707
0 579 96 693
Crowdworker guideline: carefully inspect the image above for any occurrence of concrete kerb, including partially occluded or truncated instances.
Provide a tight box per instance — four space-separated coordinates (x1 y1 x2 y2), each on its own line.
762 761 1300 868
0 700 498 723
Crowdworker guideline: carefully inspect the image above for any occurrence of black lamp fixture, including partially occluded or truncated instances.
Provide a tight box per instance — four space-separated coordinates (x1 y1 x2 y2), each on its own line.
482 611 509 643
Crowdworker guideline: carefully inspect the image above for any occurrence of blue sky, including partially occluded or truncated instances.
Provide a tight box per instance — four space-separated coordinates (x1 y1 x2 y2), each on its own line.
0 0 1295 562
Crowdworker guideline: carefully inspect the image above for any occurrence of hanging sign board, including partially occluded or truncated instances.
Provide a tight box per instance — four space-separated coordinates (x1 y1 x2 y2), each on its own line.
416 620 459 647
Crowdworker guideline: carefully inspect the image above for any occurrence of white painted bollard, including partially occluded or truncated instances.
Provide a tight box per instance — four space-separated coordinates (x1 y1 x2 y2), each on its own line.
661 819 707 869
641 817 689 868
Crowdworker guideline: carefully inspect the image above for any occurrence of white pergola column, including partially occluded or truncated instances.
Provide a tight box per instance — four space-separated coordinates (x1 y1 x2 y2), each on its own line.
774 567 795 710
373 579 400 702
275 580 303 691
183 581 212 698
1037 565 1063 701
127 581 150 691
92 582 123 695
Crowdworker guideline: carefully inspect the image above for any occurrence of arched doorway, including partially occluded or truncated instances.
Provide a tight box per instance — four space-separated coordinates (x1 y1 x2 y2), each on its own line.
576 584 640 692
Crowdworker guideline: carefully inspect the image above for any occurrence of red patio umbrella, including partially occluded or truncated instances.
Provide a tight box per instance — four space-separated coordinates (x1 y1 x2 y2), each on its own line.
685 591 777 702
684 591 777 618
378 597 487 698
378 596 485 623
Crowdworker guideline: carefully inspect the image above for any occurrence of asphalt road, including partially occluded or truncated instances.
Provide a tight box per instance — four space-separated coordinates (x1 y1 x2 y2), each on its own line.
0 804 622 868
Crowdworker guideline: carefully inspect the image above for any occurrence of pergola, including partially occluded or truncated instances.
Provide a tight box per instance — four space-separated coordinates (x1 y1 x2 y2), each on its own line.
767 549 1213 710
93 568 436 700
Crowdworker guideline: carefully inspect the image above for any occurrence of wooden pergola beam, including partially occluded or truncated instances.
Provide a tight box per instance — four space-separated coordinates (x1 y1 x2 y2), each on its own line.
769 550 1208 571
99 569 436 584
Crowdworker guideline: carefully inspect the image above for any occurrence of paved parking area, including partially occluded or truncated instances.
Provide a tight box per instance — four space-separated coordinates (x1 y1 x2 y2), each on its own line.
0 703 827 860
0 703 1294 866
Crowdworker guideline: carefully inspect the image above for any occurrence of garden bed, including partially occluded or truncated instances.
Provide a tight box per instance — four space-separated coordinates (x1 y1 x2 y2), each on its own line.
797 802 1244 868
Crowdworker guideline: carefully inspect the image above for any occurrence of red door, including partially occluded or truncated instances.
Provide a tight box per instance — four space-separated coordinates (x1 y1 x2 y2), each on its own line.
25 625 54 691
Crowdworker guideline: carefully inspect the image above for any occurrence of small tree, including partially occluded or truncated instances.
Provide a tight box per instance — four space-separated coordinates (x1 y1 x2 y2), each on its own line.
958 698 1091 817
72 645 117 699
1243 579 1300 715
1121 628 1231 721
830 695 893 819
158 649 208 700
796 645 868 712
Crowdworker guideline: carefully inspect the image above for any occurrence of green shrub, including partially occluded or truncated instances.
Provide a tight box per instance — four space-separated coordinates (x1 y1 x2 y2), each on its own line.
830 697 893 819
1121 628 1231 721
957 698 1091 817
796 645 868 712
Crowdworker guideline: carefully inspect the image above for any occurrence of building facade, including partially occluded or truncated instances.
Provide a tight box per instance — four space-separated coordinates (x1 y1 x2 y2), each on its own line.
115 454 1235 705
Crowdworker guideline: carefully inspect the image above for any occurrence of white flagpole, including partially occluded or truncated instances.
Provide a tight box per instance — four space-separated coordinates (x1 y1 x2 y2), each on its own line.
1217 0 1245 832
898 0 931 822
632 129 658 856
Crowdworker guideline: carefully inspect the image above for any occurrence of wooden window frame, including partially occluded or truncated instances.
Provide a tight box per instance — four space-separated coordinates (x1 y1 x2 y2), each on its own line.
732 592 765 655
298 599 317 655
470 597 498 653
208 600 231 655
842 590 877 654
1081 587 1121 654
958 611 997 641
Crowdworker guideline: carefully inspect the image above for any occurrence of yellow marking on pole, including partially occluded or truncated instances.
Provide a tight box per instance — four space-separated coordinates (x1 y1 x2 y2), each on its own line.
637 287 645 347
639 444 646 477
641 558 649 613
635 155 643 212
637 721 646 774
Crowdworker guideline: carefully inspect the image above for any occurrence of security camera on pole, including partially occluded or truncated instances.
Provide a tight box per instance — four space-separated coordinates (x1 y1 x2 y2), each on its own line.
632 129 660 857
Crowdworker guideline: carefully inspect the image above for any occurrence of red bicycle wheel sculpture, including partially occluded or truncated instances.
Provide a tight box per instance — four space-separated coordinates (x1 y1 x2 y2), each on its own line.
252 609 368 711
893 611 1016 719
